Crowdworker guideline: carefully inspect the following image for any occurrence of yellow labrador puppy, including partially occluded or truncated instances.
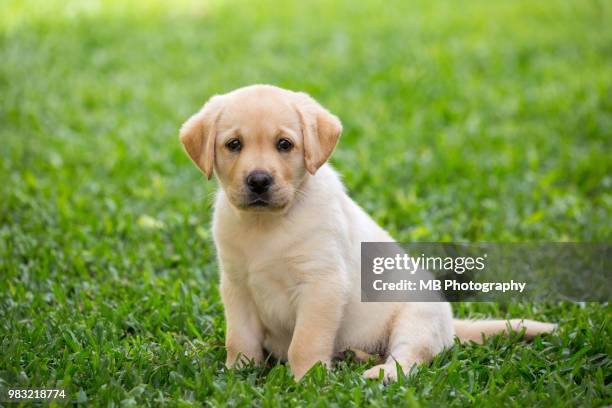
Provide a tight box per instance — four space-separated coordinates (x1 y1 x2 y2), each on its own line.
179 84 555 381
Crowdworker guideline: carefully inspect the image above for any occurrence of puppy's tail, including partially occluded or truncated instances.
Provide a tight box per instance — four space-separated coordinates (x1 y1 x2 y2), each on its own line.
453 319 556 344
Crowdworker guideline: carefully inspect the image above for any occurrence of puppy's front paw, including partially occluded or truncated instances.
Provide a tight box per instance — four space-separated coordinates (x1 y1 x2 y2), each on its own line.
290 359 331 381
225 354 247 369
362 363 401 383
225 348 263 369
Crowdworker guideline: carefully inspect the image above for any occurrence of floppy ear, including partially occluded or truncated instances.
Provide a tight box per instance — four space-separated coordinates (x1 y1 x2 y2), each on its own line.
179 96 223 180
293 93 342 174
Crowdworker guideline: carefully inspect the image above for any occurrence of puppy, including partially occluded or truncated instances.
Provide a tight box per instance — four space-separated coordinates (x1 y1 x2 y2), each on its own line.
179 84 555 381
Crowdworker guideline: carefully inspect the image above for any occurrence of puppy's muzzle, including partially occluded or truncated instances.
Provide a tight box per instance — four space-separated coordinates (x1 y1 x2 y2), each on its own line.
245 170 274 206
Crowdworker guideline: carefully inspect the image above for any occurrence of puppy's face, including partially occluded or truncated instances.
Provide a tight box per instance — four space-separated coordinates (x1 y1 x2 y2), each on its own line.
180 85 342 212
213 92 306 211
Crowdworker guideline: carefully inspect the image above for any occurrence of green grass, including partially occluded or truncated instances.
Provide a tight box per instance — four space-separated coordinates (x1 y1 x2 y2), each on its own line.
1 0 611 406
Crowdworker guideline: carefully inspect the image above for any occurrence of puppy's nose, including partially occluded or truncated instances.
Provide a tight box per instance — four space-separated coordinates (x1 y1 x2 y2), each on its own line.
246 171 273 194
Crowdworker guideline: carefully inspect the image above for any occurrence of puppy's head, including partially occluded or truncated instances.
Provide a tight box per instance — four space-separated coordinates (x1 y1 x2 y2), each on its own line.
179 85 342 212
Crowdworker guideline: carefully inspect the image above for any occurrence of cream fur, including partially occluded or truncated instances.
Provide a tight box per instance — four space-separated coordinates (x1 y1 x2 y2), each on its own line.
180 84 556 382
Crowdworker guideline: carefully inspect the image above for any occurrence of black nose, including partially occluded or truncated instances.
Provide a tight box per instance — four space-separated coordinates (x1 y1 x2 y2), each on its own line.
246 171 273 194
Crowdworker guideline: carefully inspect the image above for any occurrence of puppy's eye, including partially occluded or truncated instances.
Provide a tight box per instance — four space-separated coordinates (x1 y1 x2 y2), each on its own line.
226 139 242 152
277 138 293 152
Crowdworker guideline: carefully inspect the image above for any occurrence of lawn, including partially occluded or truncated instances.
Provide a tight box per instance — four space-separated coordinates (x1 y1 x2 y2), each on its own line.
0 0 611 406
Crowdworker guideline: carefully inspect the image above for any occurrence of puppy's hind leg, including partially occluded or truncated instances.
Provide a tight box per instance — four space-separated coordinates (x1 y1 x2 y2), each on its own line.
363 303 454 382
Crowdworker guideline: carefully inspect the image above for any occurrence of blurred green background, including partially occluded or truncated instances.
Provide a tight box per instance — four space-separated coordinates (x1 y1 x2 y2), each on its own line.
1 0 610 406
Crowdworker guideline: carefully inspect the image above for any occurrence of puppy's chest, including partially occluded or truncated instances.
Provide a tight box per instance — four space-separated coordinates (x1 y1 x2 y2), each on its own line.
227 240 304 332
247 264 298 331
